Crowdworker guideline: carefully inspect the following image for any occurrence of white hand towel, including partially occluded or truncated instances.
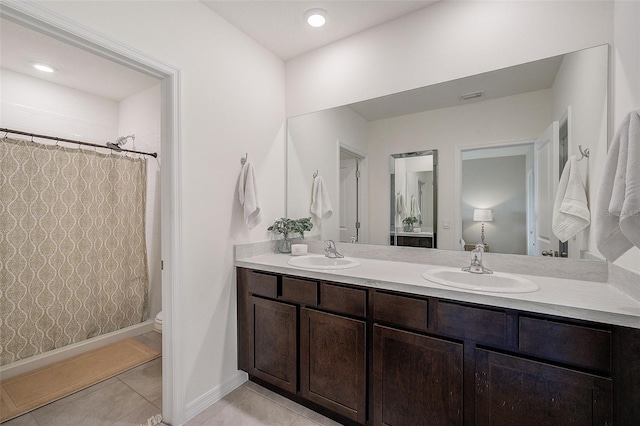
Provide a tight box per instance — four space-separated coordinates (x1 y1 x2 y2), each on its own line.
596 110 640 261
396 192 405 219
410 195 421 218
238 161 263 229
310 176 332 219
552 156 590 242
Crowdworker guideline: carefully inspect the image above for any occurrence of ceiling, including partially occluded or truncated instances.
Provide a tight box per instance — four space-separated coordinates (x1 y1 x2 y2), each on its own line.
348 54 564 121
0 18 160 102
1 2 437 102
200 1 438 60
1 1 560 115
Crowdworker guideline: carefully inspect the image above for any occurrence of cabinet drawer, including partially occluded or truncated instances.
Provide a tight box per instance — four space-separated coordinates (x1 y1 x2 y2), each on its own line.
374 292 428 332
282 277 318 306
519 316 611 372
320 283 366 318
438 301 507 347
247 271 278 298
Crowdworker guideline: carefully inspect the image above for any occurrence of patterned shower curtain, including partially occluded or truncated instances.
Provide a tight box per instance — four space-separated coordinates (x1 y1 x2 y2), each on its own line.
0 137 149 366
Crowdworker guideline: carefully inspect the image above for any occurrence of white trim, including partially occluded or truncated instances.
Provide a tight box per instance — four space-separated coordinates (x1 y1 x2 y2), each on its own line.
185 371 248 421
0 321 154 380
0 2 184 424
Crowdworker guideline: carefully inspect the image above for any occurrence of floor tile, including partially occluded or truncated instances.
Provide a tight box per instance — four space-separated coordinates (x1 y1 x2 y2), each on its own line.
186 386 249 426
197 388 301 426
119 358 162 402
244 383 341 426
110 399 161 426
133 332 162 353
1 412 40 426
30 380 151 426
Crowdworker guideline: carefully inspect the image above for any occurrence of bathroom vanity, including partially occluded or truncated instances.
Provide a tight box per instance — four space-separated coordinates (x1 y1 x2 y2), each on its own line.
236 249 640 426
390 231 435 248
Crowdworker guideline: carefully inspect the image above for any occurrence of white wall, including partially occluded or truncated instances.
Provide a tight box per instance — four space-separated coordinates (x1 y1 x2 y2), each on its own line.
119 84 162 319
1 68 119 141
551 45 608 259
286 1 613 116
34 0 287 417
611 0 640 273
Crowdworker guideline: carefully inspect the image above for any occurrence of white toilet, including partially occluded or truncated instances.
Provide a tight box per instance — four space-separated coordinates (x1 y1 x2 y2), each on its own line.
154 311 163 333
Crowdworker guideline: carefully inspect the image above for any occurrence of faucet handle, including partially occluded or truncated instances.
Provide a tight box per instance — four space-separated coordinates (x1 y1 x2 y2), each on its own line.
474 243 485 252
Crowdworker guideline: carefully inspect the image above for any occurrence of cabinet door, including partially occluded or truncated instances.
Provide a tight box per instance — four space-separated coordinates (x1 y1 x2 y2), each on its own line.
249 296 297 394
300 308 366 424
373 325 463 426
475 349 612 426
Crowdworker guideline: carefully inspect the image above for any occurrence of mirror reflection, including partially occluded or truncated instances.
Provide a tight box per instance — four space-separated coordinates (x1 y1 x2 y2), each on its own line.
390 150 437 249
287 44 608 259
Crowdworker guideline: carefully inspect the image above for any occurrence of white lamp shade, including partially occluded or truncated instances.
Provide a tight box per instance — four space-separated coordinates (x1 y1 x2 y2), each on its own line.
473 209 493 222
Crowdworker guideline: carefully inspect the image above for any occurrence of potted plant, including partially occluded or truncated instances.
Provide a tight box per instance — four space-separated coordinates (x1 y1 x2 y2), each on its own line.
268 217 313 253
402 216 418 232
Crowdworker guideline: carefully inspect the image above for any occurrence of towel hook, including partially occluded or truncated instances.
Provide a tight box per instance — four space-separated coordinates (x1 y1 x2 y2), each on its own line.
577 145 590 161
313 170 318 178
240 153 248 165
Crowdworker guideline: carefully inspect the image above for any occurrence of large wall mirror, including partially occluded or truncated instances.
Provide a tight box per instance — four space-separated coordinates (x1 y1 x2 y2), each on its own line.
287 44 608 261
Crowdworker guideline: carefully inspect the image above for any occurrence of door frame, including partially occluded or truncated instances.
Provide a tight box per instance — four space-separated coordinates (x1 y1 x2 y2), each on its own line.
0 3 184 423
454 138 534 252
338 140 368 243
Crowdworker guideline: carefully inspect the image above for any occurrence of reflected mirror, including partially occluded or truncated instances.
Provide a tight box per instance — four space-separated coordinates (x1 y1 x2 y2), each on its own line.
287 44 608 260
390 150 437 249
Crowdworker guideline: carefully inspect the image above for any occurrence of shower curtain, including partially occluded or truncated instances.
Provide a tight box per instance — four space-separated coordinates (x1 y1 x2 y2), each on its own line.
0 137 149 366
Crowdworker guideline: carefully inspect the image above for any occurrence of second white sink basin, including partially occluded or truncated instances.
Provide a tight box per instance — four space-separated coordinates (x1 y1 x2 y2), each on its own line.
287 255 360 270
421 268 540 293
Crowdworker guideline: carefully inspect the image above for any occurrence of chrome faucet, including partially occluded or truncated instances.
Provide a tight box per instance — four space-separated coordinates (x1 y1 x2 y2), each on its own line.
324 240 344 258
462 243 493 274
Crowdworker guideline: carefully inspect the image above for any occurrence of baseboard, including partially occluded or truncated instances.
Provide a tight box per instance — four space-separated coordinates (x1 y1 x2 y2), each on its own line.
185 370 248 422
0 321 155 380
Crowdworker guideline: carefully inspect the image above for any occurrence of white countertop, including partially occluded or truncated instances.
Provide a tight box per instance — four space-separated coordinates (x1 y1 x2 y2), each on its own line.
236 253 640 329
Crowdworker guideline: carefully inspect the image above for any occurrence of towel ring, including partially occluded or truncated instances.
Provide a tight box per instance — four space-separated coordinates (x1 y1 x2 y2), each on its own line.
313 170 318 178
240 153 248 165
577 145 590 161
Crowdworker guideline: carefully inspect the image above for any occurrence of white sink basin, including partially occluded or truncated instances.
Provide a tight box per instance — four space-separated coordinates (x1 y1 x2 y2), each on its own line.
287 255 360 270
421 268 540 293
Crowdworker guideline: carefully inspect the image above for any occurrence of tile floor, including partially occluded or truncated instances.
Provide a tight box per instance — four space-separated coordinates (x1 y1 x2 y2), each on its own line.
4 331 340 426
3 331 163 426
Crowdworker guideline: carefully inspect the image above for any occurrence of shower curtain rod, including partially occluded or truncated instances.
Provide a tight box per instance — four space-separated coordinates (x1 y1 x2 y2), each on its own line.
1 127 158 158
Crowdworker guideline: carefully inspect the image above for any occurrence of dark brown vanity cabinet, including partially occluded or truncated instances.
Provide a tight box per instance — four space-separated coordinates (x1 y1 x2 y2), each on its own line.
301 308 366 424
237 268 367 424
247 296 297 393
475 349 612 425
373 325 463 425
238 267 638 426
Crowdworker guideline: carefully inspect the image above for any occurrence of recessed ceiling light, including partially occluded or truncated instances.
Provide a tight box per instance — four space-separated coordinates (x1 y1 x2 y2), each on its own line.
305 9 327 28
33 63 56 73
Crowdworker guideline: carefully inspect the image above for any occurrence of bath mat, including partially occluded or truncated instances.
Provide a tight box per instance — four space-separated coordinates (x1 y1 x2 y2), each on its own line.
0 338 160 423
